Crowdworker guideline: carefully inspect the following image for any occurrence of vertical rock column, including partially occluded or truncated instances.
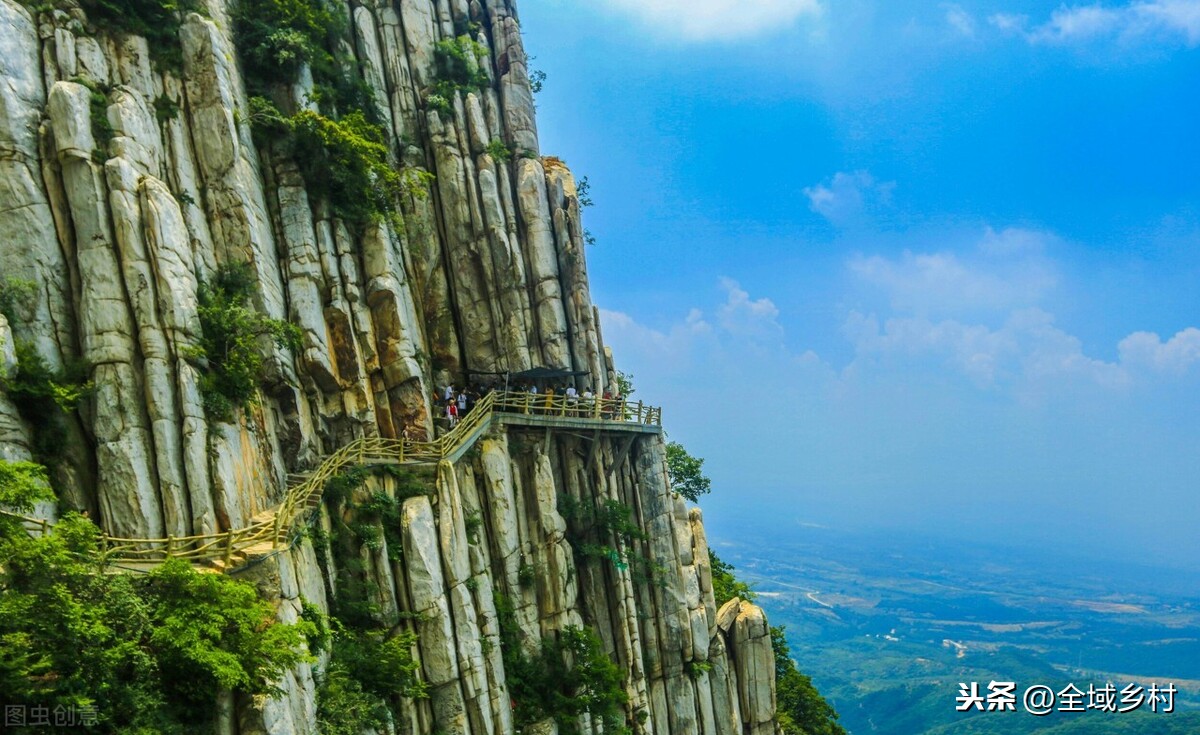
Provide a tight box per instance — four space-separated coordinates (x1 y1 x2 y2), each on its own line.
717 599 777 735
47 81 162 539
138 176 216 536
514 158 570 368
0 0 94 510
0 1 76 360
543 161 606 389
402 494 470 735
361 224 433 436
105 156 192 537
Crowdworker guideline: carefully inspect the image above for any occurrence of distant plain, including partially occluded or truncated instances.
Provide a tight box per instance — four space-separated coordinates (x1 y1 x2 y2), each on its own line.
713 522 1200 735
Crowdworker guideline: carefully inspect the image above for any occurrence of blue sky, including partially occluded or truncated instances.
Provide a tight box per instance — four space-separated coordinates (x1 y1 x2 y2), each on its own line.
519 0 1200 569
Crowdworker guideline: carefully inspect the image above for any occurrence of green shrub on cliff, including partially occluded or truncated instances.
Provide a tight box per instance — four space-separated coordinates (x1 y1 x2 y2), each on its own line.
316 616 425 735
496 592 630 735
0 342 91 464
432 35 490 94
666 441 711 502
231 0 379 116
0 460 54 519
709 550 846 735
0 277 36 324
231 0 341 93
78 0 199 71
309 466 432 734
709 548 755 606
0 505 312 732
772 626 848 735
190 262 300 422
248 97 432 228
559 495 664 584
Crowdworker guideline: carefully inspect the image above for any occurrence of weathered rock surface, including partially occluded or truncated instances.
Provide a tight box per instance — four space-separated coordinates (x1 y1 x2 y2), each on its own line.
0 0 781 732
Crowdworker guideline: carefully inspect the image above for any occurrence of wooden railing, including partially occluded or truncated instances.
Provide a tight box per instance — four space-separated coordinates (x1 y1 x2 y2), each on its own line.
0 391 660 569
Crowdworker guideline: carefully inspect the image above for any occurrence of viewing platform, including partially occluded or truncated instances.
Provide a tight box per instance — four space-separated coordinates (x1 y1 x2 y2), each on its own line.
1 391 662 571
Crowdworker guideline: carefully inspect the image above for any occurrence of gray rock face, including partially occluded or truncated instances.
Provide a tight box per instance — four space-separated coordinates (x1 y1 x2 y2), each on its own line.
0 1 781 733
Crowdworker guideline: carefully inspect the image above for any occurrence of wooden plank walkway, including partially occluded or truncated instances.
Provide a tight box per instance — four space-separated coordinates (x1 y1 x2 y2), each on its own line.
1 391 661 572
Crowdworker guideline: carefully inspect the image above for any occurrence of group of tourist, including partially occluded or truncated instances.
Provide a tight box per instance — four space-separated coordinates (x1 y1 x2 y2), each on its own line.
437 384 487 427
434 381 627 428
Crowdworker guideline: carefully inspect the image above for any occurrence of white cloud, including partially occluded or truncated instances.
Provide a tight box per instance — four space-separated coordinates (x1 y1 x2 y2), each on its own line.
601 0 822 42
978 226 1056 256
716 278 783 341
990 0 1200 46
1118 327 1200 373
803 170 895 226
601 256 1200 408
845 308 1130 389
597 278 783 368
944 4 977 36
843 234 1200 390
848 235 1057 316
988 12 1027 31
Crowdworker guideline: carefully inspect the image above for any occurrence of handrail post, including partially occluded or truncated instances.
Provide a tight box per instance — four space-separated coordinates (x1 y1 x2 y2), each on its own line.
223 529 234 567
166 535 175 559
637 400 644 423
272 511 283 549
398 437 405 463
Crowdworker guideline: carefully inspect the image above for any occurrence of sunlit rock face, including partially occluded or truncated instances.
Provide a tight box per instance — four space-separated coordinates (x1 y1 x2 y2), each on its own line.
0 0 779 731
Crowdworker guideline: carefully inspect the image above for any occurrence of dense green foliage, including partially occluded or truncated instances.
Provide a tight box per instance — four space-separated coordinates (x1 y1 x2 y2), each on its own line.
427 41 478 114
709 548 756 606
249 98 430 227
0 342 91 464
316 617 424 735
231 0 340 93
82 79 114 159
496 592 630 735
232 0 430 228
486 138 513 162
190 262 300 422
322 463 432 565
709 550 846 735
0 277 35 324
429 34 490 111
560 495 662 583
0 493 311 733
310 464 433 733
771 626 848 735
666 441 711 502
0 460 54 515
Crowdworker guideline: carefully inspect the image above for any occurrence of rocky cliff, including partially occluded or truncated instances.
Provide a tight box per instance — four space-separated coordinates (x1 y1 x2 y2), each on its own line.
0 0 778 732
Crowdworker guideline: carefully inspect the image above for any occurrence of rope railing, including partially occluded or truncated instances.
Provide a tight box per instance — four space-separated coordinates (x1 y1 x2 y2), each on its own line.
0 390 660 568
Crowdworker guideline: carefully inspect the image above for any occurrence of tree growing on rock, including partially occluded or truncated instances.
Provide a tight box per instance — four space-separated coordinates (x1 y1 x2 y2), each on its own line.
666 441 711 503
